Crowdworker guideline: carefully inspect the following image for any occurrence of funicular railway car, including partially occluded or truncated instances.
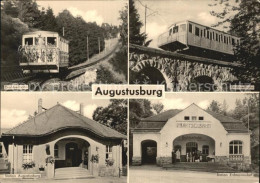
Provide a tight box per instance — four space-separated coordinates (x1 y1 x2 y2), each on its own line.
18 31 69 73
158 20 240 61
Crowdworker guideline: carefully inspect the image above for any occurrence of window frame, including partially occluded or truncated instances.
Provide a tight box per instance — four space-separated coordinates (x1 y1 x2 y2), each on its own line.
54 144 59 158
202 145 209 155
23 145 33 163
229 140 243 155
184 116 190 120
106 145 113 160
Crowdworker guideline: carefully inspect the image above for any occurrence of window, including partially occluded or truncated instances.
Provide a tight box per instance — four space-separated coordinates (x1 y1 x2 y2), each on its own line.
23 145 33 163
0 144 2 154
184 116 190 120
232 38 236 45
198 116 204 120
106 145 113 159
179 24 186 32
189 24 192 33
212 32 215 40
216 33 218 41
195 27 200 36
191 116 197 120
204 29 206 37
224 36 226 43
202 145 209 155
47 37 57 46
169 28 172 36
210 32 212 40
25 38 33 45
229 141 243 155
207 30 210 39
172 26 178 34
201 30 203 37
54 144 59 158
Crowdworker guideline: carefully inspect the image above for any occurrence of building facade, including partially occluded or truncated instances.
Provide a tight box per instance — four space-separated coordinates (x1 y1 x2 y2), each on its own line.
132 104 251 166
1 100 126 178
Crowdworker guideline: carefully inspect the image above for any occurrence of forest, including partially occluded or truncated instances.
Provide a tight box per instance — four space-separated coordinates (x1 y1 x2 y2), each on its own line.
1 0 119 67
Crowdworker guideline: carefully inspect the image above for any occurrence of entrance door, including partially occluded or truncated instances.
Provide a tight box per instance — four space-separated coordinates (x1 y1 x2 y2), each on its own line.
65 142 81 167
186 142 198 154
142 140 157 164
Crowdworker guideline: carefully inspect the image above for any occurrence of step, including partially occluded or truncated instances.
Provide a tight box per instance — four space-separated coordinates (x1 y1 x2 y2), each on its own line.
54 167 94 180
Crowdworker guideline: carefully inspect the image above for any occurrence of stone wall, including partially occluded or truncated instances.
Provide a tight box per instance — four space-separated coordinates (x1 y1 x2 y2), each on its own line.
132 157 141 166
156 157 172 166
129 50 237 91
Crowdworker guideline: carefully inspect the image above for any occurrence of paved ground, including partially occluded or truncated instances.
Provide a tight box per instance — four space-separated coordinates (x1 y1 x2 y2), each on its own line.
129 165 259 183
0 176 127 183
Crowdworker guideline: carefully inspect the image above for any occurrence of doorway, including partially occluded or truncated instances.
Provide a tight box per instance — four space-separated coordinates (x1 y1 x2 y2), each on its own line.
65 142 82 167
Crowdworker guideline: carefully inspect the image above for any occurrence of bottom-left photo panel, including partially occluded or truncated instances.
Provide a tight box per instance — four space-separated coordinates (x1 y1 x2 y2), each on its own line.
0 92 127 183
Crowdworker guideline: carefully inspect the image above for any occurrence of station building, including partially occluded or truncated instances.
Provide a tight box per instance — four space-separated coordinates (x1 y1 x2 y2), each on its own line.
132 103 251 166
1 99 126 178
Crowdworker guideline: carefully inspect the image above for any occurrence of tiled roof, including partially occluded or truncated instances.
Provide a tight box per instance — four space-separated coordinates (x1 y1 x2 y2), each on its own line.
134 106 248 133
3 104 126 139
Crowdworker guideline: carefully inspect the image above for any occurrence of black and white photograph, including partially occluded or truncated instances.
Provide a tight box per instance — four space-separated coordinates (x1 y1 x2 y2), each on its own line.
129 93 259 183
0 92 127 182
1 0 128 91
129 0 259 92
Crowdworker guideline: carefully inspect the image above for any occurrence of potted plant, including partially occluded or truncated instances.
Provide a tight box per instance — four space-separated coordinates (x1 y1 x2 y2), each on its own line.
22 161 35 169
39 165 45 171
90 154 99 176
45 156 55 165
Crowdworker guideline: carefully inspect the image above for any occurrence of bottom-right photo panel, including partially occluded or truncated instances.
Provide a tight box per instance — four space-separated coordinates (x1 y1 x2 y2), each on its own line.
129 93 259 183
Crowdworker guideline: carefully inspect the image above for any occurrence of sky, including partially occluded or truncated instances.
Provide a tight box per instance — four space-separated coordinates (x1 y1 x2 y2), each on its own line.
134 0 237 48
149 92 255 113
0 92 110 129
37 0 127 26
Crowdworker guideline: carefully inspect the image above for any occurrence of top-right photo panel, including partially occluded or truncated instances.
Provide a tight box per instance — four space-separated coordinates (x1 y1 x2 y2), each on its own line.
129 0 259 92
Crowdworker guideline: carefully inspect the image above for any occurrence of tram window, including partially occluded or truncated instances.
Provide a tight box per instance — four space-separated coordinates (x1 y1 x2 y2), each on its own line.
199 116 204 120
184 116 190 120
189 24 192 33
195 27 200 36
216 33 218 41
169 28 172 35
179 24 186 32
47 37 57 46
232 38 235 45
172 26 178 34
25 38 33 45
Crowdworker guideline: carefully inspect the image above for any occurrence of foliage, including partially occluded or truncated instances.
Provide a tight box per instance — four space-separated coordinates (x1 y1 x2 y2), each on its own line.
55 10 105 66
105 159 114 167
95 65 123 84
152 102 164 114
1 11 29 66
90 154 99 163
210 0 260 84
92 99 127 135
129 99 153 128
119 3 128 46
207 100 222 114
22 161 35 169
108 47 128 79
129 0 150 46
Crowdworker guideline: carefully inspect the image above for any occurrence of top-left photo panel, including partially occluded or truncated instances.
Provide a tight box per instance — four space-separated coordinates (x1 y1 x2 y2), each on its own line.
1 0 128 91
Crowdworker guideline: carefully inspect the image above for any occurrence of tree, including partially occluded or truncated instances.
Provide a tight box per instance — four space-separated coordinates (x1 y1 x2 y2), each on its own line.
207 100 222 113
129 0 149 46
221 99 228 116
92 100 127 135
152 102 164 114
210 0 260 84
129 99 153 128
119 4 128 46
